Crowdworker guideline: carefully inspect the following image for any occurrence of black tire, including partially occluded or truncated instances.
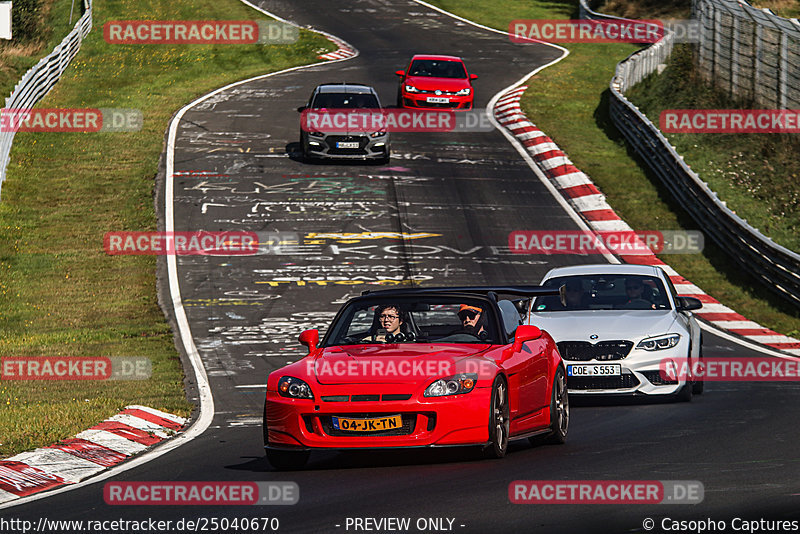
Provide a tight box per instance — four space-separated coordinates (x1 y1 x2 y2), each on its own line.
674 340 698 402
268 400 269 447
484 376 510 459
545 367 569 444
674 383 693 402
692 336 704 395
264 401 309 470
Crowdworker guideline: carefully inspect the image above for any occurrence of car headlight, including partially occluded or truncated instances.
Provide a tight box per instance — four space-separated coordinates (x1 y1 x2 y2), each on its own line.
370 130 386 137
424 373 477 397
308 131 324 137
455 87 471 96
277 376 314 399
636 334 681 351
404 84 419 93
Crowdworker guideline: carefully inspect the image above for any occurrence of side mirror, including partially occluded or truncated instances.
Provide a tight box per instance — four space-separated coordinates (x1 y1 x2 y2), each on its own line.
469 73 478 80
512 324 542 352
395 70 405 77
676 296 702 312
296 105 306 113
298 329 319 353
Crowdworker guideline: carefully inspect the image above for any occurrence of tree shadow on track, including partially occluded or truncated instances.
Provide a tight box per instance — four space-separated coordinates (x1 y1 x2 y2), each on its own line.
570 393 700 407
227 441 559 472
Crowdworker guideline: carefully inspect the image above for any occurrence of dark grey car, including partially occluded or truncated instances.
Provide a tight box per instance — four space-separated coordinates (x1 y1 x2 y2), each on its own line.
297 83 390 162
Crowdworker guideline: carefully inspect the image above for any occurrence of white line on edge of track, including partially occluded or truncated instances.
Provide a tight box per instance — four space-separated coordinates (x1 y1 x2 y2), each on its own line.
0 1 359 510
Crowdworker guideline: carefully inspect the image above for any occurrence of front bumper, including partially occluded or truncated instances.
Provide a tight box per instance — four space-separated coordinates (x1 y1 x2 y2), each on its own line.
564 347 689 396
400 93 473 110
305 134 389 160
265 385 491 450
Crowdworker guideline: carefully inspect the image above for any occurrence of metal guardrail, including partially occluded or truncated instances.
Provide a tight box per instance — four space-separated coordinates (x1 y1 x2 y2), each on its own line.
579 0 800 308
0 0 93 199
693 0 800 109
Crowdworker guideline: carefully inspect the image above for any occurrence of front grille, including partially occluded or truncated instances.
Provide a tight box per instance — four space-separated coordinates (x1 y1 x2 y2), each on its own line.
320 414 416 437
557 341 634 361
417 101 460 108
567 374 640 390
320 394 413 402
381 394 412 401
321 395 349 402
351 395 380 402
640 370 678 385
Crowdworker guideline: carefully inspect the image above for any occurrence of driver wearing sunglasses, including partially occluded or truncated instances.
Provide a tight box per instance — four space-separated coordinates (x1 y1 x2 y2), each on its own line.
457 304 486 337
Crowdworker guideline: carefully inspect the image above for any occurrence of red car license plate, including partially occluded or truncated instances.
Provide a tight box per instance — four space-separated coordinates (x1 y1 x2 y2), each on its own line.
331 415 402 432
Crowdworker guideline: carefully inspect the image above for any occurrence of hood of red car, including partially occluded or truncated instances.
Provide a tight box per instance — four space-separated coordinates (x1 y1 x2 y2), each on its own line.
313 344 493 385
404 76 470 93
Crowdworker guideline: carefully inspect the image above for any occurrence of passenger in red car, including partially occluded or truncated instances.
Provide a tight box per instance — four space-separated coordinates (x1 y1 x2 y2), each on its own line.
363 304 405 342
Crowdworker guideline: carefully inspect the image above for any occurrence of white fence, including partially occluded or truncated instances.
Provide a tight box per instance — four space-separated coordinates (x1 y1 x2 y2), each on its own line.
694 0 800 108
579 0 800 307
0 0 93 198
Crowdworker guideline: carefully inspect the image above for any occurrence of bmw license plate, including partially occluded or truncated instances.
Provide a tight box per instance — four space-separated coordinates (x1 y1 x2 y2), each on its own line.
336 141 360 149
567 364 621 377
331 415 402 432
426 96 450 103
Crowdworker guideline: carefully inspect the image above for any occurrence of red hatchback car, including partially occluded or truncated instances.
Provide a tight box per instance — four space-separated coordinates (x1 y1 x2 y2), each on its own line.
263 286 568 469
395 55 477 110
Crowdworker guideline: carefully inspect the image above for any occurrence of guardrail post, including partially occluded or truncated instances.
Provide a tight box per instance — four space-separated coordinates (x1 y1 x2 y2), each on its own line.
779 31 788 109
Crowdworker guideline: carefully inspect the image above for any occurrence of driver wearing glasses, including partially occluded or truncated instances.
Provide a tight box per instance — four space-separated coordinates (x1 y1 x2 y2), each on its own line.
363 304 407 343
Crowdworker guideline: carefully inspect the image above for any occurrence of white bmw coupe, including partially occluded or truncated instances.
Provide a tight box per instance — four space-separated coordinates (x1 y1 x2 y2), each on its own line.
528 264 704 400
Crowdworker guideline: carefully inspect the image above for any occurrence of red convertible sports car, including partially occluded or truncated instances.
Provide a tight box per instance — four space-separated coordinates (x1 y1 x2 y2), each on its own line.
395 54 477 110
263 286 569 469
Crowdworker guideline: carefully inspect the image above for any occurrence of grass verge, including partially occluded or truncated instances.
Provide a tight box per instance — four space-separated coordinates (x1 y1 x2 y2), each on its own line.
0 0 333 458
750 1 800 18
0 0 79 100
427 0 800 336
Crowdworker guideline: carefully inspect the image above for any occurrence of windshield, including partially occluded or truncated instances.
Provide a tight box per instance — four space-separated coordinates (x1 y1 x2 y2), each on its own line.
323 296 499 346
311 92 380 109
534 275 671 311
408 59 467 79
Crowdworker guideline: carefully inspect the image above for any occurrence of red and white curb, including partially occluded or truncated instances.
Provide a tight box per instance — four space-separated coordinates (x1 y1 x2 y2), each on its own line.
318 33 357 61
0 406 186 504
494 87 800 357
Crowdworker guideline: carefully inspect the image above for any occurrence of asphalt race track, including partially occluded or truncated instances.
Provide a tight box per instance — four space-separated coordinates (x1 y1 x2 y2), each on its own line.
8 1 800 532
